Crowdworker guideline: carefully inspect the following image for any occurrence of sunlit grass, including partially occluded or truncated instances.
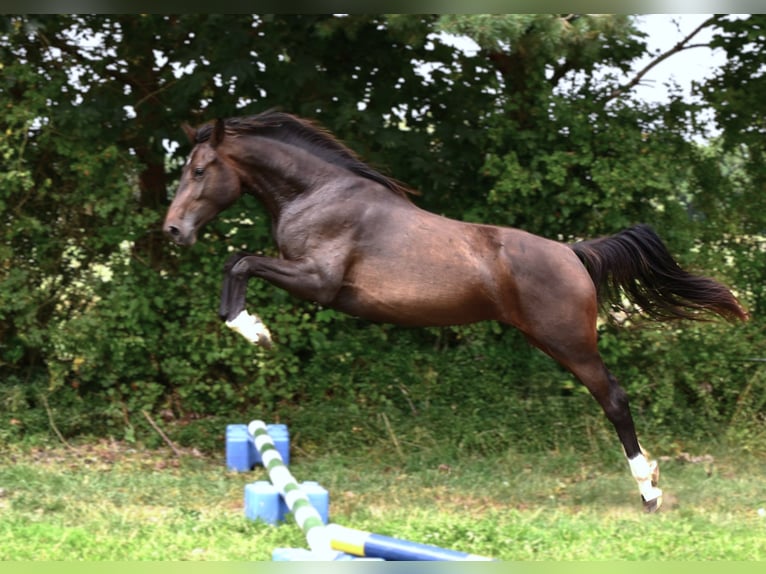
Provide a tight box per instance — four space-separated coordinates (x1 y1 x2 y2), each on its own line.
0 439 764 560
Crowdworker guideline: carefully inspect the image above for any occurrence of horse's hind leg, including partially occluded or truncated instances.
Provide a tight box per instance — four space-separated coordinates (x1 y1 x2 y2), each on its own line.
578 362 663 511
540 341 663 510
518 313 663 511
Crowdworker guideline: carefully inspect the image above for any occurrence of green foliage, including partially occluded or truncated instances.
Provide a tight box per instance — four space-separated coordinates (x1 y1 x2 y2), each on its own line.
695 15 766 317
597 320 765 449
703 15 766 157
437 15 697 239
0 14 763 454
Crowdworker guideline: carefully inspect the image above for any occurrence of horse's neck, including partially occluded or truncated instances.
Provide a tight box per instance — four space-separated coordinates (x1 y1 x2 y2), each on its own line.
228 136 338 216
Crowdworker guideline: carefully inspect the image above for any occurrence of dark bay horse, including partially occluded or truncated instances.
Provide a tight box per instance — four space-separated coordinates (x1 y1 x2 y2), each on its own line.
163 110 748 512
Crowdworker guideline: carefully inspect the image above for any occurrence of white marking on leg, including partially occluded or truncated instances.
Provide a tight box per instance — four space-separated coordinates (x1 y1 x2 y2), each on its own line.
225 310 273 347
628 453 663 504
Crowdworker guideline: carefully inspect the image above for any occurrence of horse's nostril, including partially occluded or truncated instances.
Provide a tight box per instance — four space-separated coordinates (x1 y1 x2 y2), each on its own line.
166 225 180 237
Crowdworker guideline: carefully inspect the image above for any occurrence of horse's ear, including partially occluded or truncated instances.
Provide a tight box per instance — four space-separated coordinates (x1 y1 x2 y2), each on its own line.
210 118 225 148
181 123 197 144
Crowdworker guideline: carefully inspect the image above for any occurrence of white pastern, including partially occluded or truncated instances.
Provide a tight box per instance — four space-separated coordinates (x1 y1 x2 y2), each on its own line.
225 310 273 348
628 453 663 504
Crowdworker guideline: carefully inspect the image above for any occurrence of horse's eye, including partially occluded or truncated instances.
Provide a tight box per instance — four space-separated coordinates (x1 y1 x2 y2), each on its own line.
193 167 205 177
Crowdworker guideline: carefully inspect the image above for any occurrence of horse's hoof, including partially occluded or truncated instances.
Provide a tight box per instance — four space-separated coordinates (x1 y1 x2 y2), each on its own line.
642 494 663 513
225 310 273 349
648 458 660 487
257 332 274 350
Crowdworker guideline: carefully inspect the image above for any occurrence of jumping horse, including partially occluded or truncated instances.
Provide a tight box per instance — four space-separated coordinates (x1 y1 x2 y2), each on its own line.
164 110 748 512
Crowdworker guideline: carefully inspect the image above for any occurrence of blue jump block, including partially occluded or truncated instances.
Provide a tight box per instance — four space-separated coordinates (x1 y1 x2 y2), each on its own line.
272 548 383 561
244 480 330 525
226 423 290 471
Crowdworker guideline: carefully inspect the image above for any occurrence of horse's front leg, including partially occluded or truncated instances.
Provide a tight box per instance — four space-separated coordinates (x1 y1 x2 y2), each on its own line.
219 251 250 321
219 252 273 348
219 253 343 348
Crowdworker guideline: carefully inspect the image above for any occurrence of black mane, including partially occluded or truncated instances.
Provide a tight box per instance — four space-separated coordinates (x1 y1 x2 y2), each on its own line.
194 111 413 198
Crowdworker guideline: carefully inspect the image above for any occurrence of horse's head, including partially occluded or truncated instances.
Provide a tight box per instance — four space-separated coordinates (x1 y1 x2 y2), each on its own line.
163 119 241 246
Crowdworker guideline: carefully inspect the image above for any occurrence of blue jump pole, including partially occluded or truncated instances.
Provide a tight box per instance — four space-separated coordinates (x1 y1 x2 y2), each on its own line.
327 524 495 561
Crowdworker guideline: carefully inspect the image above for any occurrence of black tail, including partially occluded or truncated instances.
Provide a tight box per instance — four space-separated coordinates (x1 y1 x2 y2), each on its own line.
571 225 748 322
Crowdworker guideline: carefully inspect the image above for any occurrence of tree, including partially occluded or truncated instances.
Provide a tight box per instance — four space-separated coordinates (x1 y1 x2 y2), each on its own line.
0 14 496 429
1 14 759 442
436 14 709 238
695 14 766 314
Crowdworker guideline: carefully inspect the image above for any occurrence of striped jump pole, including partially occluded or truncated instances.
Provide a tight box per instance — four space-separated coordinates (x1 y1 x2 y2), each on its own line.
327 524 496 561
247 420 338 560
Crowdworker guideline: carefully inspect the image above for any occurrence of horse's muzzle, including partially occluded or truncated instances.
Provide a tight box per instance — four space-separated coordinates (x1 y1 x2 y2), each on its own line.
164 223 196 246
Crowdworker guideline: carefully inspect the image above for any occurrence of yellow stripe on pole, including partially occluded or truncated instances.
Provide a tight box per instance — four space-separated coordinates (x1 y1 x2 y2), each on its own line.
328 524 370 556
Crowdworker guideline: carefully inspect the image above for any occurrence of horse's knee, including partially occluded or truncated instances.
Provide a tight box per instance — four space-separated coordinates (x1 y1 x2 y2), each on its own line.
223 251 251 273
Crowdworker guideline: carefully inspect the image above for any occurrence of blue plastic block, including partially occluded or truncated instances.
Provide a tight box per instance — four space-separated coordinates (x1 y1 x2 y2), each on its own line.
244 480 330 525
226 424 256 472
272 548 315 561
271 548 383 561
244 480 281 524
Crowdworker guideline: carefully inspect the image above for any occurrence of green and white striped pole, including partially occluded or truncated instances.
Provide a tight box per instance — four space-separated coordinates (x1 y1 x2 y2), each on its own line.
247 420 337 559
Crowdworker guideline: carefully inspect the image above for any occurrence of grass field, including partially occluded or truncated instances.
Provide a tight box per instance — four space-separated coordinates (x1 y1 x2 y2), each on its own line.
1 433 764 562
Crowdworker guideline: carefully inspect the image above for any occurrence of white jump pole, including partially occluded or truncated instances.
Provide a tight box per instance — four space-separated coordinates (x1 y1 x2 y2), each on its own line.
247 420 337 559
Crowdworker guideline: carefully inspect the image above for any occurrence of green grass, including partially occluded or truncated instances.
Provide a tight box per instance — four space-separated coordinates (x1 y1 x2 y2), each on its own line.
0 438 764 561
